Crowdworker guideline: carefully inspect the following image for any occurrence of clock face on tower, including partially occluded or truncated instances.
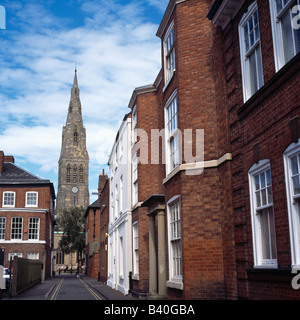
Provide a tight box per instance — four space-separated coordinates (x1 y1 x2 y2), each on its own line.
72 186 78 193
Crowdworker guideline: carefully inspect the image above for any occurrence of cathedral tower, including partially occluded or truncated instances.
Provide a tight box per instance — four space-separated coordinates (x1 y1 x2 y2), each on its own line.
56 69 89 213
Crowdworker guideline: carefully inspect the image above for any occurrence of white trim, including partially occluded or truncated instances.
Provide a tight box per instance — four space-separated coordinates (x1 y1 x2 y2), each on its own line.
0 240 46 244
163 20 176 86
283 139 300 266
163 153 232 184
238 1 264 102
269 0 300 72
164 90 180 176
248 160 278 268
0 208 48 213
25 191 38 208
2 191 16 208
166 196 183 288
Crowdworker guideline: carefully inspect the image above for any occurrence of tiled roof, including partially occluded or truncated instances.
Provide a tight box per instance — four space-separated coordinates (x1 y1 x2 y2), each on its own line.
0 162 50 184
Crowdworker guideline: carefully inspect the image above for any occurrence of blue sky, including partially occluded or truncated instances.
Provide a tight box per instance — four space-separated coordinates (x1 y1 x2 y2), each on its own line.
0 0 168 202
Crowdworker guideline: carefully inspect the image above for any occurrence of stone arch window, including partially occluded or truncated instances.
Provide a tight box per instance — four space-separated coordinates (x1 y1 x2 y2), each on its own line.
79 165 83 183
67 164 71 183
73 165 77 183
74 131 78 145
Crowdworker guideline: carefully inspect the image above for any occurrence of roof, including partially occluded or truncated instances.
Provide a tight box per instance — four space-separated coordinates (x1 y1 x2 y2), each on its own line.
0 162 56 198
85 198 101 217
88 198 101 208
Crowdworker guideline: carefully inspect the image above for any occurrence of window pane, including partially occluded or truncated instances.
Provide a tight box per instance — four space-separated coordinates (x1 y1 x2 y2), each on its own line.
267 186 273 204
27 193 37 206
282 11 295 62
261 189 267 206
249 51 258 95
255 175 260 190
260 210 271 259
260 172 266 188
4 193 14 206
0 217 6 240
256 47 264 89
256 191 261 207
276 0 283 14
292 155 298 175
259 208 277 260
293 176 300 195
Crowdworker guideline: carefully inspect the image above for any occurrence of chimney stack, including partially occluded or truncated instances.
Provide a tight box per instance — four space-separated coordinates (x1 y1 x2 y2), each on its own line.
4 156 15 163
98 170 108 197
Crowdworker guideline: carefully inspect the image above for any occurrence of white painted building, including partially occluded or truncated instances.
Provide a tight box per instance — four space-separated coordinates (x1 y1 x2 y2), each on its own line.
107 113 132 295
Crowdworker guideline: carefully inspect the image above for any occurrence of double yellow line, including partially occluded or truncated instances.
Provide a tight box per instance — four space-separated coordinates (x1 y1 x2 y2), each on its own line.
50 277 64 300
80 278 102 300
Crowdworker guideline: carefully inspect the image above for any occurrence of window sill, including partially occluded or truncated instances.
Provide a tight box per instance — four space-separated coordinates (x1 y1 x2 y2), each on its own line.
238 52 300 120
163 70 176 93
166 280 183 290
132 274 139 281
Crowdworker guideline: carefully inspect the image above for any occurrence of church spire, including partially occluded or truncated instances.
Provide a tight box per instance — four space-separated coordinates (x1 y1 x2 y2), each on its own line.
71 68 80 98
73 68 78 88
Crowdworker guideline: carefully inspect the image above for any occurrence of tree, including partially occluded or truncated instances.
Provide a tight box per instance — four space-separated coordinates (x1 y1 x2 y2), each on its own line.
57 206 86 260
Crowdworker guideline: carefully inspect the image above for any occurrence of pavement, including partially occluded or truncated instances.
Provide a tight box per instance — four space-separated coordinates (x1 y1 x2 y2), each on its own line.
3 273 138 300
80 275 138 300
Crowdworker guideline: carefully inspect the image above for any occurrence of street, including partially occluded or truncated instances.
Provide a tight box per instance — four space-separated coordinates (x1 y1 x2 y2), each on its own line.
46 275 104 300
6 274 137 301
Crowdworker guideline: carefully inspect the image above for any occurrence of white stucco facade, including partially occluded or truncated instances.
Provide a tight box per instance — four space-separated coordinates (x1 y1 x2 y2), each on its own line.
107 114 132 295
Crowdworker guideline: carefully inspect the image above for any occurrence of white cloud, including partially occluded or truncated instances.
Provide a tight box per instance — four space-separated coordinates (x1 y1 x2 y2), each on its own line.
0 0 163 194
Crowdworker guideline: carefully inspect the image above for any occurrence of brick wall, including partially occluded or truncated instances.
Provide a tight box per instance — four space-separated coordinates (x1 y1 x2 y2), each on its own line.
0 185 54 277
211 0 300 299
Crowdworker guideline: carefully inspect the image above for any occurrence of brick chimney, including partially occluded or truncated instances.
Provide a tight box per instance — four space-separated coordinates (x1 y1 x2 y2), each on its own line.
4 156 15 163
0 151 4 175
98 169 108 197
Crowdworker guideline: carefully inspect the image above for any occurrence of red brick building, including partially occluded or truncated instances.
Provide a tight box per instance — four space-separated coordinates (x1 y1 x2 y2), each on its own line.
85 170 109 281
208 0 300 299
127 73 165 298
127 0 236 300
99 173 109 283
0 151 56 279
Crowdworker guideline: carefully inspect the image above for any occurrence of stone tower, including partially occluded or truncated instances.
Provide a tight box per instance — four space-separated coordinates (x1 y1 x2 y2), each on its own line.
56 69 89 213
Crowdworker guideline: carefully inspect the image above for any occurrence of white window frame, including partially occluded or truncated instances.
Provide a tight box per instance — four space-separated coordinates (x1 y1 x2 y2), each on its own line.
11 217 23 240
248 160 278 268
27 252 39 260
26 192 38 207
163 21 175 87
132 152 138 206
164 90 181 175
167 195 183 289
8 253 22 261
269 0 300 71
120 175 123 214
3 191 15 208
110 192 114 223
132 222 139 276
0 217 6 240
284 139 300 267
238 1 264 102
28 217 40 241
132 105 138 146
119 236 124 278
